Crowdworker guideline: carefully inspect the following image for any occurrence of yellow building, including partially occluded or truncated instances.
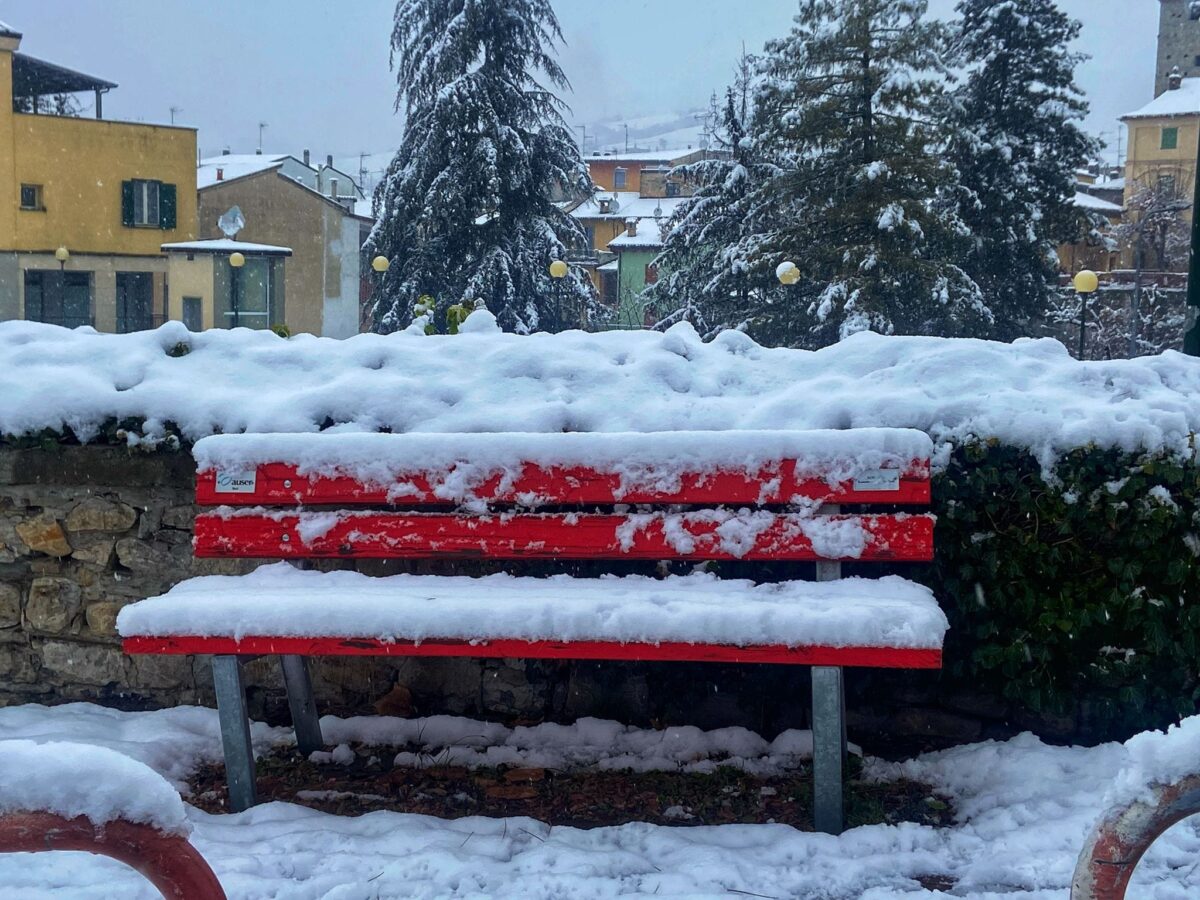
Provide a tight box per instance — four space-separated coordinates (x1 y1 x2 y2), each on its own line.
1121 71 1200 223
161 240 292 331
0 23 197 330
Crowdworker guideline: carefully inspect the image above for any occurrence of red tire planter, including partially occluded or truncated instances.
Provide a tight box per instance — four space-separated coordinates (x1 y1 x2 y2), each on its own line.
1071 773 1200 899
0 811 225 899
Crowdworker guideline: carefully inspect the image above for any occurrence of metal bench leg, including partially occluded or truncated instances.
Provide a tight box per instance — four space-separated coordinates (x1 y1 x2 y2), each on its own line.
813 541 845 835
280 654 324 755
211 655 257 813
812 665 846 835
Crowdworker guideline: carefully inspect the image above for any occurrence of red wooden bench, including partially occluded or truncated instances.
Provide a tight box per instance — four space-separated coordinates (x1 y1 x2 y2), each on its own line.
120 430 944 833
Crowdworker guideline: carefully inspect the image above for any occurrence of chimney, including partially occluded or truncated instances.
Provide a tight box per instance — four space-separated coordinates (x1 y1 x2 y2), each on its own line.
330 178 338 199
1170 66 1184 91
222 147 231 156
255 148 262 155
625 217 638 238
303 149 311 167
326 154 334 169
216 168 224 182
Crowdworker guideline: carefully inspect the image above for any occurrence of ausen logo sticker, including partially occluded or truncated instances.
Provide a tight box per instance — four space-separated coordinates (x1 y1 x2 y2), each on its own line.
215 470 258 493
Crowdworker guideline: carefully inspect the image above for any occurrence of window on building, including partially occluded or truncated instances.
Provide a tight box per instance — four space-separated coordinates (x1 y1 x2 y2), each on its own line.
19 184 43 211
665 181 680 198
614 167 627 189
182 297 203 332
1159 173 1177 196
645 264 658 285
1162 127 1179 150
584 225 596 248
116 272 155 333
121 180 178 229
24 270 92 328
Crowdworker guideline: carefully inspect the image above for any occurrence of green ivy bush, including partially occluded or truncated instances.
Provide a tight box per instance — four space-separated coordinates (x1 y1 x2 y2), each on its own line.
929 441 1200 737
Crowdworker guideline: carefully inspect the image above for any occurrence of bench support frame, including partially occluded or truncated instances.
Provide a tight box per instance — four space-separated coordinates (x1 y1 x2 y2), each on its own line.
280 654 324 755
812 539 846 835
211 655 257 814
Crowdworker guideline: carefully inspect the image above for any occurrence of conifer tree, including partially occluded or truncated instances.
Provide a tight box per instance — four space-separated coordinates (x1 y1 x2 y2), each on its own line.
365 0 594 334
646 56 788 336
952 0 1097 341
752 0 991 346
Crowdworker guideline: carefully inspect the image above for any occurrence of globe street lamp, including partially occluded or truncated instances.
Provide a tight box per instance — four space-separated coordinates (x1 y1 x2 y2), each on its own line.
549 259 569 328
229 251 246 328
371 255 390 274
777 261 800 286
1073 269 1099 359
55 246 70 271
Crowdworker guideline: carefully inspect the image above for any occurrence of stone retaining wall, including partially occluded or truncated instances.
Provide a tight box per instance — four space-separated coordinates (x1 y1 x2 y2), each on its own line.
0 446 1076 754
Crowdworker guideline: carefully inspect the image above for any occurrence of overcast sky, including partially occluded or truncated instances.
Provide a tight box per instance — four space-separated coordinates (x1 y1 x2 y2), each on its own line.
0 0 1155 164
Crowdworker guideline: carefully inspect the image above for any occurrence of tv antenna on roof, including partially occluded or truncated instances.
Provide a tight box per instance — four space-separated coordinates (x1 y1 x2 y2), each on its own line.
169 106 183 125
258 122 268 152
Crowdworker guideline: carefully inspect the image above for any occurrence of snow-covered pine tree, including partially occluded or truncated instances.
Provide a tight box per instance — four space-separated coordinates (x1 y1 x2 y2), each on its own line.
365 0 594 334
644 55 788 336
951 0 1097 341
751 0 991 346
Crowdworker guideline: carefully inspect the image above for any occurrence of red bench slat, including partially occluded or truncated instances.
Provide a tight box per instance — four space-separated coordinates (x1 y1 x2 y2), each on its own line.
195 460 931 507
194 511 934 562
123 635 942 668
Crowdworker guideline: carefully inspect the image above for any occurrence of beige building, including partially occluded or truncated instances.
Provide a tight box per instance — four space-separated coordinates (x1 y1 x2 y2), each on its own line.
196 156 373 337
1156 0 1200 97
161 239 291 331
0 22 197 331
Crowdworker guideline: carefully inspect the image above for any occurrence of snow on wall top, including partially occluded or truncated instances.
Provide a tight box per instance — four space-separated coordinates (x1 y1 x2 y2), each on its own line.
0 740 190 835
1105 715 1200 809
0 319 1198 468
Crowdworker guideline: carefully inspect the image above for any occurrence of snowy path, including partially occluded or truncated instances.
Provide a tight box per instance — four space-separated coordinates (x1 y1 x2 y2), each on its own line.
1 703 1198 898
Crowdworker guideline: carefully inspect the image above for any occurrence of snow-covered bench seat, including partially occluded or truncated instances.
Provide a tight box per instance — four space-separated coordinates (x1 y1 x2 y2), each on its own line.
120 429 942 833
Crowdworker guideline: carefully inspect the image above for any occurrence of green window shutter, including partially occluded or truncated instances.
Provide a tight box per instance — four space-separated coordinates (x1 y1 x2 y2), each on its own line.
121 181 135 227
1162 127 1179 150
159 182 177 230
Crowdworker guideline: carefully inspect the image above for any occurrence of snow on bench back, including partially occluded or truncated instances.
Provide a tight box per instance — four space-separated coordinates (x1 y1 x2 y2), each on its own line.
0 740 189 836
193 429 933 507
1 320 1197 472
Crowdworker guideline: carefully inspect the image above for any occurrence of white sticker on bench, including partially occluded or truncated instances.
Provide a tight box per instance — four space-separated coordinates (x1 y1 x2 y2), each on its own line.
852 470 900 492
214 470 258 494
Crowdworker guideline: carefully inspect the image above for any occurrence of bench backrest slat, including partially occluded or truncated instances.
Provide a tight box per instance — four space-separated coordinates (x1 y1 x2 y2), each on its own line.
196 460 931 507
194 511 934 562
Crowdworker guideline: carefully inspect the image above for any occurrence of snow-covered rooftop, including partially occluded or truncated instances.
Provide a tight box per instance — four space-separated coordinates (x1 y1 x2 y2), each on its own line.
608 221 669 249
0 19 19 36
1073 191 1122 214
1123 79 1200 119
588 148 703 163
0 320 1197 470
197 154 293 190
160 239 293 255
570 192 689 221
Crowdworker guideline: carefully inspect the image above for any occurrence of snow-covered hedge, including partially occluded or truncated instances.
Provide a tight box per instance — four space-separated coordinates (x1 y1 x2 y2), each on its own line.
0 319 1198 468
2 319 1199 732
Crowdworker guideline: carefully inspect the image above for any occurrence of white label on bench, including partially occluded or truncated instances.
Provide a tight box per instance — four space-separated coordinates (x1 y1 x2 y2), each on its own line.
214 470 258 494
853 469 901 492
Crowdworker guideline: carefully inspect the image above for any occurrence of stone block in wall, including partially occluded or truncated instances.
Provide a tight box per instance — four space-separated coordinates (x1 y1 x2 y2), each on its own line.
65 498 137 534
25 577 81 633
0 645 38 683
0 582 20 629
71 536 115 567
886 708 984 744
39 640 126 686
114 538 182 575
162 505 195 530
481 660 550 717
129 653 196 690
84 601 124 638
15 515 72 557
3 447 194 489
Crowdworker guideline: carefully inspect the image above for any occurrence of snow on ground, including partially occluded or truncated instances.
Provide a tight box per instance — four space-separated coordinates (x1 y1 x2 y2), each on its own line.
1 320 1198 472
1 703 1199 898
118 565 947 650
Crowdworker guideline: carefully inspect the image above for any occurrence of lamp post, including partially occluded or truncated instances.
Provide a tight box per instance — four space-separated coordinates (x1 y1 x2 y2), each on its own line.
229 252 246 328
1073 269 1099 360
549 258 569 330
